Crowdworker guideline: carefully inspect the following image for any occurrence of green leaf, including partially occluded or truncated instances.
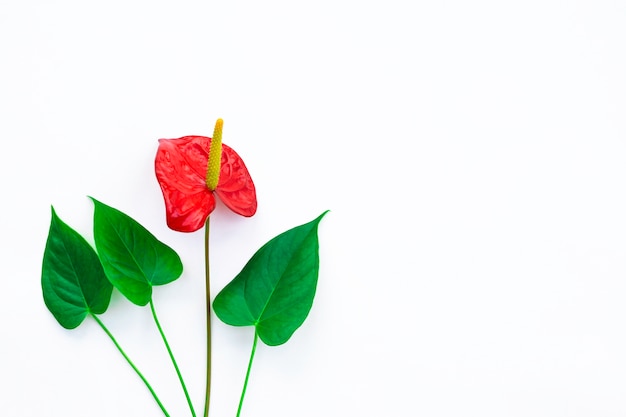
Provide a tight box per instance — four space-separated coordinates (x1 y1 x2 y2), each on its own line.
41 206 113 329
214 211 328 346
91 197 183 306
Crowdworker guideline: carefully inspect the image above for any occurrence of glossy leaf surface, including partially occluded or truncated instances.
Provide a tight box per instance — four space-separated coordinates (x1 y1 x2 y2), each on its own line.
91 197 183 306
155 135 257 232
213 211 328 346
41 207 112 329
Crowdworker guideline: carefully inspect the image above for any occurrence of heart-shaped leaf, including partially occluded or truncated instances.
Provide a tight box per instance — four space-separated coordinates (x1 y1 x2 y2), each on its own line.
41 207 113 329
91 197 183 306
213 211 328 346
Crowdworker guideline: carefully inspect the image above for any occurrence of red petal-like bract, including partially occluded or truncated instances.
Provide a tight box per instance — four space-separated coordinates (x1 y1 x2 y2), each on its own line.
155 135 257 232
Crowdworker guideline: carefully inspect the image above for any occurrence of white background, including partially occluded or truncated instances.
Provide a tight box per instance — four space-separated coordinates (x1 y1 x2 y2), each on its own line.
2 1 626 416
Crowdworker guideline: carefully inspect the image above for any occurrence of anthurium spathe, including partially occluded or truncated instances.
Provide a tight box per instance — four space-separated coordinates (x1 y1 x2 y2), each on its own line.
155 119 257 232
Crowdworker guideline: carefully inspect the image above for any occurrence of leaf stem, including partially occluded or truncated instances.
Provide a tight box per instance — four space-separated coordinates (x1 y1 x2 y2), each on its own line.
236 330 259 417
91 313 171 417
150 299 197 417
203 217 213 417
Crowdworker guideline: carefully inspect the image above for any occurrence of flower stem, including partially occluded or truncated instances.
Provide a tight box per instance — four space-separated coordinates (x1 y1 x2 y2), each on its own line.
150 299 197 417
203 216 213 417
91 313 170 417
236 330 259 417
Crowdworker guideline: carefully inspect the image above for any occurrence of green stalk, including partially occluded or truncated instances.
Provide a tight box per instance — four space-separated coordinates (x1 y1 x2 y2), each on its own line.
150 299 197 417
236 330 259 417
91 314 170 417
203 217 213 417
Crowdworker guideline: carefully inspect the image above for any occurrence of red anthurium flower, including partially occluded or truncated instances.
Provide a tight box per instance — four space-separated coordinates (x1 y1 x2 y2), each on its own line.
155 119 257 232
